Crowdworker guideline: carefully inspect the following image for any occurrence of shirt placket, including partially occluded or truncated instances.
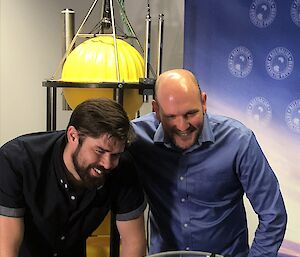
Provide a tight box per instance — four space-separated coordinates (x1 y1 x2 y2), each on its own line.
177 153 192 251
49 178 77 256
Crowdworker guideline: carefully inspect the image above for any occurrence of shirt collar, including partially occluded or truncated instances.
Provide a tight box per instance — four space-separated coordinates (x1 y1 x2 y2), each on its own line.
201 113 215 143
153 113 215 149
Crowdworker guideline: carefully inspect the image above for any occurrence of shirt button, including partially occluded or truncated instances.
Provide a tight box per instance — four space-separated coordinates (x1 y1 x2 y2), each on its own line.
60 179 63 184
185 247 190 251
97 185 103 190
71 195 76 200
60 235 65 240
179 176 184 181
181 198 186 203
183 223 188 228
64 184 68 189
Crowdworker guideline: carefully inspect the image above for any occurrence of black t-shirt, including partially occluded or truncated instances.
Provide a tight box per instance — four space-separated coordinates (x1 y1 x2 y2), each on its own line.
0 131 145 257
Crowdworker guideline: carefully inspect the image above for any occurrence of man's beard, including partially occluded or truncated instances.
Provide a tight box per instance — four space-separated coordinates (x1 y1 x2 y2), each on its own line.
71 145 108 190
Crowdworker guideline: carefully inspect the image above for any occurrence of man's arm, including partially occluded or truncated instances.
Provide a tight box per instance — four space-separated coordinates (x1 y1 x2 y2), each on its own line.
117 214 146 257
0 216 24 257
238 134 287 256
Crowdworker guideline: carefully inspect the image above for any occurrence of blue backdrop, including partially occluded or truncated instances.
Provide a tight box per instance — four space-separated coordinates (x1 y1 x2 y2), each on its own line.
184 0 300 256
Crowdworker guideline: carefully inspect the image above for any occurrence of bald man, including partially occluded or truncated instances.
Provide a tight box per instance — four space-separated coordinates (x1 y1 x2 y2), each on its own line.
129 69 287 257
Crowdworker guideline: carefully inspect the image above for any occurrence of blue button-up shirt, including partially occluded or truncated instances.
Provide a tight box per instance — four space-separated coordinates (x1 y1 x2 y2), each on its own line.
130 112 287 257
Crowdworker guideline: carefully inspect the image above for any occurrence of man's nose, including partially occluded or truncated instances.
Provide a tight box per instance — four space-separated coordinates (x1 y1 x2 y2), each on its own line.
98 154 114 170
175 116 190 131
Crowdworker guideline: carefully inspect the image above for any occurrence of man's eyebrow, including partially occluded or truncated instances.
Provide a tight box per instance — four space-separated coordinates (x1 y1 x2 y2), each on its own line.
95 146 124 155
163 109 200 117
185 109 200 114
95 146 109 152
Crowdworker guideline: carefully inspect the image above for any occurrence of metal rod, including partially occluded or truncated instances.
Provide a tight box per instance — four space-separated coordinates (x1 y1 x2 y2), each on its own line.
45 87 57 131
62 9 75 111
110 0 120 82
144 1 151 79
52 88 57 130
110 0 122 104
77 33 137 39
46 88 52 131
156 14 164 76
114 85 124 106
62 9 75 55
143 0 151 102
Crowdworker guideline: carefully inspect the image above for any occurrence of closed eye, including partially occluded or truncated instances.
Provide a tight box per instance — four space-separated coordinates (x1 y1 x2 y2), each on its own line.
111 153 122 160
95 148 122 160
165 115 176 120
95 148 105 155
185 110 199 118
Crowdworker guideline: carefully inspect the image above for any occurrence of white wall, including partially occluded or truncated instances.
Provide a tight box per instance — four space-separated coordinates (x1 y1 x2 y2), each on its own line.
0 0 184 144
0 0 82 143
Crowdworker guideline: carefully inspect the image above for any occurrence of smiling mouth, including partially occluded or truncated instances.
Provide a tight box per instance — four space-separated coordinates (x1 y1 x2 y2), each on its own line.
176 130 194 137
93 167 103 175
178 132 189 136
174 126 196 137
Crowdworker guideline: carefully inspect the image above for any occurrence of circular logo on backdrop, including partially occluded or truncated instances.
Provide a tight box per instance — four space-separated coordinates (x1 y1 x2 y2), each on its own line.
249 0 277 28
228 47 253 78
285 99 300 133
265 47 294 80
291 0 300 27
247 97 272 126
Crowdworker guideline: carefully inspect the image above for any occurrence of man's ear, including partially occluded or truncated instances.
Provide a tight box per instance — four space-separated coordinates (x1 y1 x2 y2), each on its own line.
201 92 207 114
152 99 161 122
66 126 79 143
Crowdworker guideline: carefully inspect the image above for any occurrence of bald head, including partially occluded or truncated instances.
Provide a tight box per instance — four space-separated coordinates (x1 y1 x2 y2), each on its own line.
155 69 201 104
152 69 207 150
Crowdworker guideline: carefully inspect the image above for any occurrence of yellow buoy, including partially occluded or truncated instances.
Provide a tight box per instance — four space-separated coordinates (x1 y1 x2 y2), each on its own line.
61 36 144 119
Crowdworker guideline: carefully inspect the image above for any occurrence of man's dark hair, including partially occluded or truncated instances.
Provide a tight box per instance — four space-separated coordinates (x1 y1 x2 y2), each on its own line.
67 98 135 145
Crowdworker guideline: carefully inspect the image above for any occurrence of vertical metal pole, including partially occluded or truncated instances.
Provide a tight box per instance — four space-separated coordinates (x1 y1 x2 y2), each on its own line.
143 1 151 102
46 86 57 131
46 87 52 131
110 0 122 107
156 14 164 76
110 0 120 83
144 1 151 78
62 9 75 111
52 88 57 130
62 9 75 56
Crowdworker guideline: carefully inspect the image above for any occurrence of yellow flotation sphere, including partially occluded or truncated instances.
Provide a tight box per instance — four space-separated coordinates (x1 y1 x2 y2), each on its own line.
61 36 144 119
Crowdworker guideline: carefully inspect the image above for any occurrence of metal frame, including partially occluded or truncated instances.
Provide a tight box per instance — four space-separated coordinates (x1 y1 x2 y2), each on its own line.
43 80 154 131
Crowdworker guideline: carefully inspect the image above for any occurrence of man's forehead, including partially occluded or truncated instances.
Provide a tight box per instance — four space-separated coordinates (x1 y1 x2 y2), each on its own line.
158 101 201 116
87 134 125 149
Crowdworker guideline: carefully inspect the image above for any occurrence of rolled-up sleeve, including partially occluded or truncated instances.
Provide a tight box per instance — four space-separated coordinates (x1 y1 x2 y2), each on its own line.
0 143 25 217
110 152 146 221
